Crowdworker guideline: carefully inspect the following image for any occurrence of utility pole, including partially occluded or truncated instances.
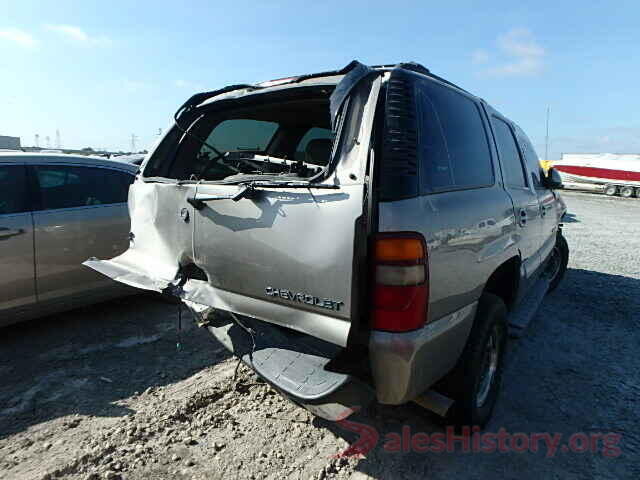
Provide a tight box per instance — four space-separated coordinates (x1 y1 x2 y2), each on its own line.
130 133 138 153
544 106 550 159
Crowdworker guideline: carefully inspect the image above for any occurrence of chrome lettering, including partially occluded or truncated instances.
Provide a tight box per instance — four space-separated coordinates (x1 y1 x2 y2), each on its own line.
265 286 344 311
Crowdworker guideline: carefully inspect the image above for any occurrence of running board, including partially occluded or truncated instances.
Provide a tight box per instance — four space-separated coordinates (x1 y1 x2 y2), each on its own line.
508 275 551 338
413 390 454 418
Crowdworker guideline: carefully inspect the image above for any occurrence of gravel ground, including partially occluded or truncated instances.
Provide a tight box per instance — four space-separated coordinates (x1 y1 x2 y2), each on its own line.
0 191 638 480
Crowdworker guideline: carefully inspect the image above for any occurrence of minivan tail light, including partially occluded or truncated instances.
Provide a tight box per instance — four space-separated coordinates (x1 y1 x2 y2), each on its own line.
371 233 429 332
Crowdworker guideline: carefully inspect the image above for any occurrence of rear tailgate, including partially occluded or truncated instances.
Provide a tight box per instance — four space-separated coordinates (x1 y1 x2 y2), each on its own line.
85 70 381 348
188 183 365 346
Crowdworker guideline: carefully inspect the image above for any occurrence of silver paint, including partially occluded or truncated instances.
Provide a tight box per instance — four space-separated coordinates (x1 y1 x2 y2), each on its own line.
84 75 382 348
0 154 137 326
369 302 477 404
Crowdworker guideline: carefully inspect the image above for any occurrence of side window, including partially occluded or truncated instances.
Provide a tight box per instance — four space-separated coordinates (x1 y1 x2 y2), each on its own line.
0 165 30 215
295 127 334 163
34 166 133 210
516 131 544 189
491 118 528 188
416 80 494 192
202 119 278 153
170 118 279 180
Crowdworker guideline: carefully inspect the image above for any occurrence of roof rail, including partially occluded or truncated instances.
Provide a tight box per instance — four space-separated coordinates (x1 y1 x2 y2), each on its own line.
175 60 470 119
371 61 470 95
423 71 471 95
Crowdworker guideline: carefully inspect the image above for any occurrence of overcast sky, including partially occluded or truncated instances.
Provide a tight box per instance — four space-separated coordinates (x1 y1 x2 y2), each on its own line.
1 0 639 157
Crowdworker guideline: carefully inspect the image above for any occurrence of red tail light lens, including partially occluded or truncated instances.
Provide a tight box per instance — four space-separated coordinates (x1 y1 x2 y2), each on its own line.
371 232 429 332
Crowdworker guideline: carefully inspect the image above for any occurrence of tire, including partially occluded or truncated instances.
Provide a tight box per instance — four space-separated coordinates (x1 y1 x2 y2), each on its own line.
603 184 617 196
620 186 634 198
546 233 569 293
437 293 507 427
636 188 640 198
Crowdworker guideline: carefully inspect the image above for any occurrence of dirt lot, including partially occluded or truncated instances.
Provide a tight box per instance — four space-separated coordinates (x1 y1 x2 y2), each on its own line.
1 191 638 480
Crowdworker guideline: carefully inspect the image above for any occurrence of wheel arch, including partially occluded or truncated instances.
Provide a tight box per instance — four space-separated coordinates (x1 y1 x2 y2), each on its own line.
481 255 521 311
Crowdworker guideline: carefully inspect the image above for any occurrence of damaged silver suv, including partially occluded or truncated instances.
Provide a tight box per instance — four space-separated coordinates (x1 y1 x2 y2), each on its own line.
86 61 569 426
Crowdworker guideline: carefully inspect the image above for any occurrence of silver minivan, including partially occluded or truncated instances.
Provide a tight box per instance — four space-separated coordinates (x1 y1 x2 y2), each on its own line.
87 61 568 426
0 153 137 326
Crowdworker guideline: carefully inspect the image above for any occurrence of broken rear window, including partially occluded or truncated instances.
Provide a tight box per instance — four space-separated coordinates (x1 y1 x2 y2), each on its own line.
165 90 335 182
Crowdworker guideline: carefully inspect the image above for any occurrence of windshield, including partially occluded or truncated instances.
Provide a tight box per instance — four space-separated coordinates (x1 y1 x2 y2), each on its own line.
165 91 336 182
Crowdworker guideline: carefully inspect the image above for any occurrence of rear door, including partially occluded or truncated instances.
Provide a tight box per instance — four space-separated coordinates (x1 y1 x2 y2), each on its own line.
30 163 134 306
515 127 557 263
0 163 36 325
490 116 544 284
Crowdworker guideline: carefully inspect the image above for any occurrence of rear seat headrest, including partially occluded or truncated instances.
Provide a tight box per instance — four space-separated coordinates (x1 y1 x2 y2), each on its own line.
305 138 333 166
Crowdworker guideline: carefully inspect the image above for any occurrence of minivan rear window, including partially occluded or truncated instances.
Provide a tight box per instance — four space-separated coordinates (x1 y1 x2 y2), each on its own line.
417 80 494 192
33 165 133 210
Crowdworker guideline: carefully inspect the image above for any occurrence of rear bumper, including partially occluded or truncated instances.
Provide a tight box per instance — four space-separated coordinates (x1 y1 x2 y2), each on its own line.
84 254 351 347
369 302 476 404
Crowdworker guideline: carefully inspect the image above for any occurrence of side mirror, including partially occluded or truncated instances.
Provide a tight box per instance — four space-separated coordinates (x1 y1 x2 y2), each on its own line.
544 167 564 189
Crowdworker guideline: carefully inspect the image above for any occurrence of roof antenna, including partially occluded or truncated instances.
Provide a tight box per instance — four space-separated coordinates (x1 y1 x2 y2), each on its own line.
545 106 551 159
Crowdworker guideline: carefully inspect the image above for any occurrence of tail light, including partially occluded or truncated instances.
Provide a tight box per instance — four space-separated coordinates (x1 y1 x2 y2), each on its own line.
371 232 429 332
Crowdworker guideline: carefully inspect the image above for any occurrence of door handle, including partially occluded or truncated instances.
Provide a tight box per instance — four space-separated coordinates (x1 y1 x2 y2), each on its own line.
518 209 528 226
0 227 25 239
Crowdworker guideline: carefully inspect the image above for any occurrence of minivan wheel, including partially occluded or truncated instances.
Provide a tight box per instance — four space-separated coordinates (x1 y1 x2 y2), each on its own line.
437 293 507 427
546 233 569 293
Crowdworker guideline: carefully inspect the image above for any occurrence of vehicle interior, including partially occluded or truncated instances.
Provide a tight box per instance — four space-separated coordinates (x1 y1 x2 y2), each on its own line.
165 88 336 182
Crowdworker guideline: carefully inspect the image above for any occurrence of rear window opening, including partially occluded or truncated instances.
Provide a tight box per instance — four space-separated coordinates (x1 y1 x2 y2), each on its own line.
163 89 336 182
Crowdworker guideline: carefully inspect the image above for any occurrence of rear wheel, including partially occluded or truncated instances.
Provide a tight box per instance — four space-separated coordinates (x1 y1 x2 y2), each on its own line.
636 188 640 198
620 186 634 198
546 233 569 293
603 184 617 196
438 293 507 427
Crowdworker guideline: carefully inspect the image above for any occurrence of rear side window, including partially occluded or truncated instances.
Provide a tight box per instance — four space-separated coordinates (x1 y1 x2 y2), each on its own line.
33 165 133 210
417 81 494 192
295 127 334 163
516 130 544 188
0 165 29 214
203 119 278 153
491 118 528 188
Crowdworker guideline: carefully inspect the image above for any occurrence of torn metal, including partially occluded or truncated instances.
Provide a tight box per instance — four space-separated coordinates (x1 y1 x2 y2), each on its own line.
83 63 383 350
